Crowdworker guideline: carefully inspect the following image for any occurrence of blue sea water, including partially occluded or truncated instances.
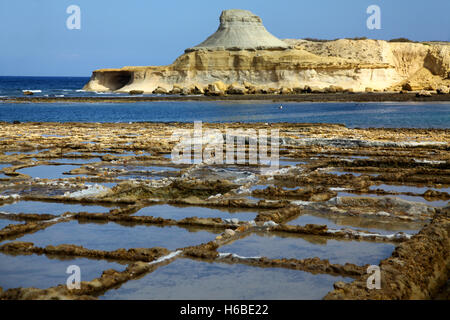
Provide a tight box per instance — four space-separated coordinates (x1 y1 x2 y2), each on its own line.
0 76 92 98
0 76 449 128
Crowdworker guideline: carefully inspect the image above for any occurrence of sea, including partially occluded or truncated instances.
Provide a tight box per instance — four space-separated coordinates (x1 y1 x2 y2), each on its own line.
1 76 449 128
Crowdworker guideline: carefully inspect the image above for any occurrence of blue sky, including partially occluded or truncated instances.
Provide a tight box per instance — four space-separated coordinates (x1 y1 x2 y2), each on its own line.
0 0 448 76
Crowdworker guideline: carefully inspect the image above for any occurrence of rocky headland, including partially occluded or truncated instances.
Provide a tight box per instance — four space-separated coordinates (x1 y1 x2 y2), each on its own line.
82 9 450 96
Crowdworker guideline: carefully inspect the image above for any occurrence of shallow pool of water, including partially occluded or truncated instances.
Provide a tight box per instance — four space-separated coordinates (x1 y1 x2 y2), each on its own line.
370 184 450 194
99 258 353 300
189 166 258 183
85 182 117 189
0 164 11 178
41 134 65 138
103 164 180 180
218 231 395 265
0 218 21 230
279 159 307 167
338 192 448 207
346 155 370 160
330 171 366 176
249 184 273 191
17 165 83 179
126 165 181 172
0 200 117 215
4 149 49 156
0 252 126 290
393 194 448 207
286 213 422 235
92 152 149 157
47 158 100 165
14 221 220 251
133 204 258 221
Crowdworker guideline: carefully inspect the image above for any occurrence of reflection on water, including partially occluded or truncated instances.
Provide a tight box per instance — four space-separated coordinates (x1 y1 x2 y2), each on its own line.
100 258 353 300
0 164 9 178
370 184 450 194
392 194 448 207
103 164 180 180
218 231 396 265
4 150 49 156
287 213 424 235
0 218 21 230
47 158 100 165
0 200 117 215
0 253 126 290
133 204 259 221
13 220 220 251
338 192 448 207
17 165 84 179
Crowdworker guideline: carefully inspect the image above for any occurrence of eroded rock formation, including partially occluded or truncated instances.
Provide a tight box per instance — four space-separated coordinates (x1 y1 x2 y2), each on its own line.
83 9 450 94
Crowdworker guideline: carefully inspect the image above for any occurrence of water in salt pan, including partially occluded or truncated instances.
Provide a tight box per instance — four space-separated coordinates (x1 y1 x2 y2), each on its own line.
346 155 370 159
0 200 118 215
129 165 179 172
189 165 259 183
17 165 84 179
103 164 180 180
0 164 9 178
88 151 149 157
337 192 448 207
85 182 117 189
369 184 450 195
218 231 396 265
329 171 379 177
133 204 259 221
47 158 100 165
392 194 448 207
99 258 353 300
0 218 21 230
4 149 49 156
0 252 126 290
278 158 307 167
13 220 220 251
249 184 273 191
41 134 65 138
286 213 423 235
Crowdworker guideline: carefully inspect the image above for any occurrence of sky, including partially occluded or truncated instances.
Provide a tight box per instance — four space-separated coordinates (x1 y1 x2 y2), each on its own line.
0 0 449 77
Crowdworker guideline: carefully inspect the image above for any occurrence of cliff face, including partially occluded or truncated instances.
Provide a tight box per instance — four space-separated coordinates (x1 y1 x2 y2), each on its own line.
83 10 450 94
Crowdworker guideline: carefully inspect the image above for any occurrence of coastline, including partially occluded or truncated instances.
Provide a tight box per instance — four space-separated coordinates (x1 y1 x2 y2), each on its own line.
2 92 450 104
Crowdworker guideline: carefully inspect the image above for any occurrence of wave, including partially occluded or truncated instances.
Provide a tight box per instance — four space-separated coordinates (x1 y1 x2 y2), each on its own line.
22 89 42 93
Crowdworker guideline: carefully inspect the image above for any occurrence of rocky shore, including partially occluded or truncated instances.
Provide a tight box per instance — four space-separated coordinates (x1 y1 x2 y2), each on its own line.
3 92 450 104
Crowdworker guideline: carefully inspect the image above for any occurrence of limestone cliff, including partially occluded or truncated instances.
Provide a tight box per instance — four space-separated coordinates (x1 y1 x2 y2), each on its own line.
83 9 450 94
